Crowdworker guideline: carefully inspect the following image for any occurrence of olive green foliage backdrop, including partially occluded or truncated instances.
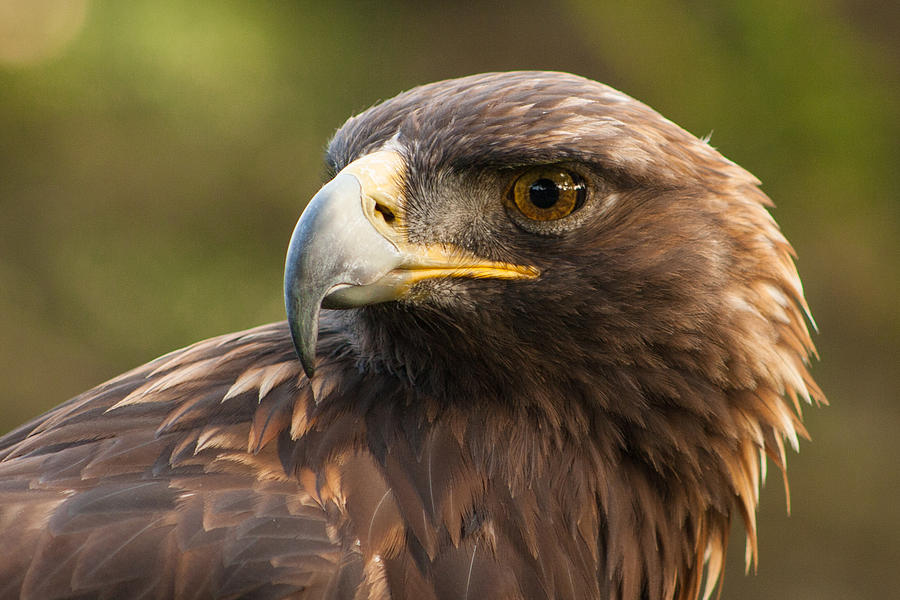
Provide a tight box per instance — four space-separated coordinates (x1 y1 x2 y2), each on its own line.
1 1 897 597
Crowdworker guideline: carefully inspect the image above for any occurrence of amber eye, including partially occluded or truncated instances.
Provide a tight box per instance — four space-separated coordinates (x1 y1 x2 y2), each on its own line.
510 167 586 221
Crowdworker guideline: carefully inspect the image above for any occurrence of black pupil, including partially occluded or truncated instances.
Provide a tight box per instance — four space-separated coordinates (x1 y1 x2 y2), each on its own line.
529 179 559 209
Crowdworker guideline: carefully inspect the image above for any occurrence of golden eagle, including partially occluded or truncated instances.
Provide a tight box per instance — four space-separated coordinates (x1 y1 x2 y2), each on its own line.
0 71 822 600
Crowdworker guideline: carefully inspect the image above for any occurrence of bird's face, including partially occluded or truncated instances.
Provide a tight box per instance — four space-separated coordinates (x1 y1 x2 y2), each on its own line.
285 71 814 407
283 148 541 378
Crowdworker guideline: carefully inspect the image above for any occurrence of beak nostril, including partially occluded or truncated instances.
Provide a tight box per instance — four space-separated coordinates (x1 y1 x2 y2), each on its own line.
374 202 396 224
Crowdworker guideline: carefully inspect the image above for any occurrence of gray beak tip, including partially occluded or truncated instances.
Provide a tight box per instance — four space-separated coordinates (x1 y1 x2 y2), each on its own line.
300 356 316 380
286 310 318 379
284 265 320 380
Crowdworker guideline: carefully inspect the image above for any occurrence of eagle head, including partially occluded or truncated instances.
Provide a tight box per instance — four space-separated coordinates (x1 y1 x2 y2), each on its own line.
284 71 822 599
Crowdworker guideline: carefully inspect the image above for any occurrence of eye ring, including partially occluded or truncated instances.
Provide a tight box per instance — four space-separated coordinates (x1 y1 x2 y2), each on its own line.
509 167 586 221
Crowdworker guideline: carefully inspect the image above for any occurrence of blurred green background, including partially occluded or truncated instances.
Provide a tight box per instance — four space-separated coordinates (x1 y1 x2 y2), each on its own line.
1 1 897 597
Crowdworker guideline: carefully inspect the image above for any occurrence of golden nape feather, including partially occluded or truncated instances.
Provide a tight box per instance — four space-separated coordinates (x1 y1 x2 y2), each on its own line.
0 71 822 600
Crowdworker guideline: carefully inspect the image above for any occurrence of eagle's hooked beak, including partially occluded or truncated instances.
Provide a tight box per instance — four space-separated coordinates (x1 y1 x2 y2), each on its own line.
284 150 538 377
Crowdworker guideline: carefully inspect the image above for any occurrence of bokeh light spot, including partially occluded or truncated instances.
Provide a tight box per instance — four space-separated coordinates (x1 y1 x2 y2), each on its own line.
0 0 89 66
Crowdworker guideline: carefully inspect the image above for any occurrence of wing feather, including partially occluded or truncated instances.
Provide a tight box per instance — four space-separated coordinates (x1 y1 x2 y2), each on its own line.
0 323 358 599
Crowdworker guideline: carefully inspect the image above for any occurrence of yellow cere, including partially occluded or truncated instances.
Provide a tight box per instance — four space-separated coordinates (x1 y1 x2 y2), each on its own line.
340 150 407 236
